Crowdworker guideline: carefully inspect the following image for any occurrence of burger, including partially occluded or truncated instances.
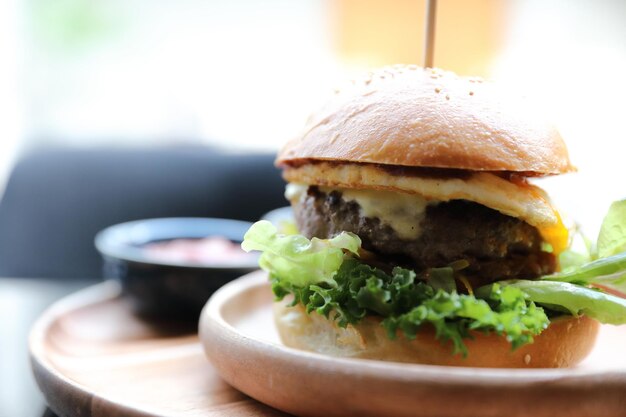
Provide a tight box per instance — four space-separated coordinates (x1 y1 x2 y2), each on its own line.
242 66 626 368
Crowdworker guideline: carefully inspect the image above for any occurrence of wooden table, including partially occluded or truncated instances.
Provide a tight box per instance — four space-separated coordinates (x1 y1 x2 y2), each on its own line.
28 281 288 417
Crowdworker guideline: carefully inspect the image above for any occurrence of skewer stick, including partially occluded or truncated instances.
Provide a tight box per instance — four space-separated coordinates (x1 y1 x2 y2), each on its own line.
423 0 437 68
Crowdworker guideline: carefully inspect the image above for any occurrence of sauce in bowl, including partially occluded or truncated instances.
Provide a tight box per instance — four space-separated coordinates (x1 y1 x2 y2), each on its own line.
142 236 257 266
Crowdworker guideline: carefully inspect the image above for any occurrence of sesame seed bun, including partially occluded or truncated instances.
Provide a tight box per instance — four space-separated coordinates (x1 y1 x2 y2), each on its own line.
277 66 573 176
274 301 599 368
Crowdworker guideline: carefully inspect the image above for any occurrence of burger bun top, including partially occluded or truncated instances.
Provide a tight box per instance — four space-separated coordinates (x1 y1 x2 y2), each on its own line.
277 66 573 176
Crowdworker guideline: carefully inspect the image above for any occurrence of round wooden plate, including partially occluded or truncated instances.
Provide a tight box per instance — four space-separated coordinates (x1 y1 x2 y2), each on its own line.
200 271 626 417
29 281 288 417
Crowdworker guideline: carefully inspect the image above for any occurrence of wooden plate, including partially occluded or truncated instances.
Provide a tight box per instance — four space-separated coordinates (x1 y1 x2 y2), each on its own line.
29 281 288 417
200 271 626 417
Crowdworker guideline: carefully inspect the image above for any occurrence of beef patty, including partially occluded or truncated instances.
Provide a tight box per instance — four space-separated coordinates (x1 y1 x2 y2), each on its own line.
293 187 556 289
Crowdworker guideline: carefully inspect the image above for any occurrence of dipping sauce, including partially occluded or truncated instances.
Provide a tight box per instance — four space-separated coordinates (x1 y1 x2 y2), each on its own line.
143 236 256 266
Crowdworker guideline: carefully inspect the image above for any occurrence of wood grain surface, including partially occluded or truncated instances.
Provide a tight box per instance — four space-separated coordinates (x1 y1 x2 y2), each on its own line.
29 275 626 417
29 281 288 417
200 271 626 417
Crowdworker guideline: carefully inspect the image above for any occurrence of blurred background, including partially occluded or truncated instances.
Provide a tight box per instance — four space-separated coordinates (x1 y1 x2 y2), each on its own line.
1 0 625 228
1 0 625 415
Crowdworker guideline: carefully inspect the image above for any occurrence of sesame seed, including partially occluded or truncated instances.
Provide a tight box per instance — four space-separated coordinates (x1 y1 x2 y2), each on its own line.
524 354 531 365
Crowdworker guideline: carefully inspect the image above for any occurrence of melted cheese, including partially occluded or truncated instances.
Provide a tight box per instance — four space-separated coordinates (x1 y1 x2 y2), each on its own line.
285 183 308 202
324 187 434 239
283 162 559 229
285 162 570 254
287 184 435 239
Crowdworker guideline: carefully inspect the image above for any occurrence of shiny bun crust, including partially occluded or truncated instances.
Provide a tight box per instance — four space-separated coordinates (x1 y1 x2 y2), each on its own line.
277 66 574 176
274 301 599 368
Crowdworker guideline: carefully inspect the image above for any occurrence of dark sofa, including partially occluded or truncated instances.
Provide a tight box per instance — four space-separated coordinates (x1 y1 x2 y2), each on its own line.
0 146 286 279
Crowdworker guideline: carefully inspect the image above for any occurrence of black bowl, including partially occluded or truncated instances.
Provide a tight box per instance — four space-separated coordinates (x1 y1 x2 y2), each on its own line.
95 218 258 319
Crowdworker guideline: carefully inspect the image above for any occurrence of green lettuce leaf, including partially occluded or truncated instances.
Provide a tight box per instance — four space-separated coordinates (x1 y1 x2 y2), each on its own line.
493 280 626 325
242 204 626 358
544 200 626 293
384 283 548 355
241 220 360 287
271 258 549 356
597 199 626 259
559 248 591 271
546 251 626 293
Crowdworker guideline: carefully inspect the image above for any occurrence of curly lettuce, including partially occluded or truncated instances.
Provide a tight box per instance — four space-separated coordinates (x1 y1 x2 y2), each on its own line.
243 223 548 355
242 199 626 357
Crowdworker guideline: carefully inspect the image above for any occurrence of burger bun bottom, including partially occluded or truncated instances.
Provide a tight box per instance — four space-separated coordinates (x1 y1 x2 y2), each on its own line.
274 300 599 368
